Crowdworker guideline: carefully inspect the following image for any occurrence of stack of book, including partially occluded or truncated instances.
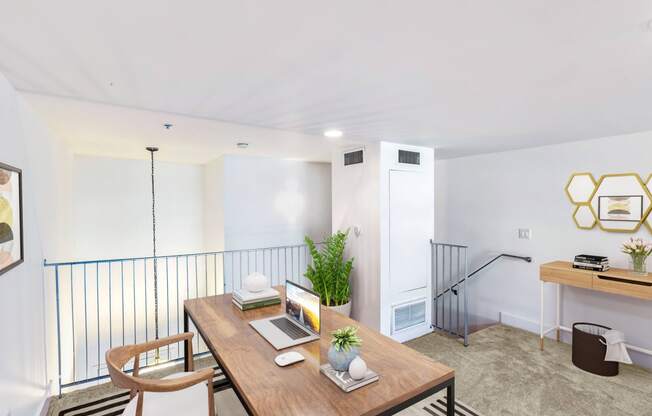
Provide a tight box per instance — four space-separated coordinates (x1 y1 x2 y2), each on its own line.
572 254 610 271
232 287 281 311
319 363 379 392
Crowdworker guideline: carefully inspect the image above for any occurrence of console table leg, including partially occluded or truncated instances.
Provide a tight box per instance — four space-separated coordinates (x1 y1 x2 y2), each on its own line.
556 284 561 342
539 280 544 351
539 280 543 351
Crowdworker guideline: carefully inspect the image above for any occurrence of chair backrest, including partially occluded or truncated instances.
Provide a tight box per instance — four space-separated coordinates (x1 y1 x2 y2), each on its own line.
104 332 215 416
106 343 144 391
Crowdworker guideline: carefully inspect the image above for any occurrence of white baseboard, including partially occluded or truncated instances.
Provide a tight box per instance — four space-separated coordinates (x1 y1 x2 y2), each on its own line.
498 311 557 339
38 396 52 416
393 324 433 343
36 380 53 416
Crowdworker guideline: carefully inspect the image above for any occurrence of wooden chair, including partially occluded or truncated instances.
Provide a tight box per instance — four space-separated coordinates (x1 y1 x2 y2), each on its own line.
106 332 216 416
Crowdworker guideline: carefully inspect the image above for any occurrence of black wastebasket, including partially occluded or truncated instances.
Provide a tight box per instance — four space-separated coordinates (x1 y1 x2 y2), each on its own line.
572 323 619 377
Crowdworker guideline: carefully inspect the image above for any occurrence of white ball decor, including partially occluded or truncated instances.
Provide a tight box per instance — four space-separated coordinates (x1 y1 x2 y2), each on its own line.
348 356 367 380
244 272 268 292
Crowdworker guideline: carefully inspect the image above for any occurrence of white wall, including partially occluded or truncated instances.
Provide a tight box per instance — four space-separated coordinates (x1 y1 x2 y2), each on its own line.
202 157 225 252
70 155 204 260
0 74 52 415
437 131 652 368
332 144 381 329
220 155 332 250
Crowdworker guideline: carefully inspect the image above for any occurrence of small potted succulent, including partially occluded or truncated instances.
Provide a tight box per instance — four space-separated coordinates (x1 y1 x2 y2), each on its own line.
621 237 652 275
328 326 362 371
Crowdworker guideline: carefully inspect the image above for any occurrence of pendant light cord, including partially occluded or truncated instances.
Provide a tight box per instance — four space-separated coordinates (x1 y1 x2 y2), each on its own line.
148 148 160 347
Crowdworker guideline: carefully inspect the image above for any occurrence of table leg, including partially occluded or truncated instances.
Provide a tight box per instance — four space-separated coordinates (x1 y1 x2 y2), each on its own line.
446 380 455 416
556 283 561 342
184 308 191 372
539 280 544 351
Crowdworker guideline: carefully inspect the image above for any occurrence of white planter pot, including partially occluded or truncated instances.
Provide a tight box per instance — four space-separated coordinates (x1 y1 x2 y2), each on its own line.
328 301 351 317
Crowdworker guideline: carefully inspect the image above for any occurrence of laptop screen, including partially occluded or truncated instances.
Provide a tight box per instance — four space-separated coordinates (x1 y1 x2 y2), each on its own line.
285 281 320 334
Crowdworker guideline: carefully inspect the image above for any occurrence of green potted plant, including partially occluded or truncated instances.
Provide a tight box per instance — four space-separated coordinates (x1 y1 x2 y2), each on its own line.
304 230 354 316
328 326 362 371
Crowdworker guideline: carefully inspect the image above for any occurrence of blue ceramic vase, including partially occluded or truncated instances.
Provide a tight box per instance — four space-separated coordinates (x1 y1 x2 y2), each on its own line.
328 345 359 371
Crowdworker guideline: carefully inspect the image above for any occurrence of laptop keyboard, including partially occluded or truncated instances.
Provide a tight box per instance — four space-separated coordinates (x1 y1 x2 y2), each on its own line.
270 317 310 340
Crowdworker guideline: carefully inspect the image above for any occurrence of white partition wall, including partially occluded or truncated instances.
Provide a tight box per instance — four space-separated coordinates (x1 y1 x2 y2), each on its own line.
332 142 434 342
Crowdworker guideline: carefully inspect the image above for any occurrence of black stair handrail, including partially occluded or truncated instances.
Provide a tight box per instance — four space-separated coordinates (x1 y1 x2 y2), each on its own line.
435 253 532 299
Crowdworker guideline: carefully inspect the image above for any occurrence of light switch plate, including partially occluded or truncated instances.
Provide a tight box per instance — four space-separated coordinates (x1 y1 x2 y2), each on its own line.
518 228 532 240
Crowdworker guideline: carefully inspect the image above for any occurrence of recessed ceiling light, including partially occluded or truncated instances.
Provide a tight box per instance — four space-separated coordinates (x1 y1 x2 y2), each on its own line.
324 129 343 138
236 142 249 149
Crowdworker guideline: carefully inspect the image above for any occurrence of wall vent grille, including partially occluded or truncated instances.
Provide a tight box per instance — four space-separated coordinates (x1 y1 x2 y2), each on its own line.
398 150 420 165
393 299 426 333
344 149 364 166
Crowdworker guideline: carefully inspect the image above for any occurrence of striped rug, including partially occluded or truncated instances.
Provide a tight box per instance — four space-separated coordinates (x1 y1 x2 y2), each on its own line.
58 366 230 416
57 367 482 416
420 395 482 416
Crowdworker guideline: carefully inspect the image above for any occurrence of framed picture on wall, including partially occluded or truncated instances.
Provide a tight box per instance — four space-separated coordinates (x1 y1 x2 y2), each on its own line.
0 162 23 276
598 195 643 222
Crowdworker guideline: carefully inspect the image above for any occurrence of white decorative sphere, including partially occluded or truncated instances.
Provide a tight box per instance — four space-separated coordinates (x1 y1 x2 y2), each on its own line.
348 356 367 380
244 272 268 292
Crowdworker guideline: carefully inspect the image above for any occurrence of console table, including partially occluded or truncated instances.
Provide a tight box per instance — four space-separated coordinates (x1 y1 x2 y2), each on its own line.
539 261 652 352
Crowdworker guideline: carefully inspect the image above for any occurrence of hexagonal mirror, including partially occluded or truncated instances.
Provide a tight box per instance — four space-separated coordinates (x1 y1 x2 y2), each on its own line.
590 174 651 232
573 205 596 229
565 173 596 204
646 174 652 233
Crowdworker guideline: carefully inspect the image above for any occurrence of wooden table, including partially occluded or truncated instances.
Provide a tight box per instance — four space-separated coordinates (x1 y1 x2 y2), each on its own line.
184 287 455 416
539 261 652 354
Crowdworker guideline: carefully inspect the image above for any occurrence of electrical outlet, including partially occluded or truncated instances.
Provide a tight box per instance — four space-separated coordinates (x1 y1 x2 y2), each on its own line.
518 228 532 240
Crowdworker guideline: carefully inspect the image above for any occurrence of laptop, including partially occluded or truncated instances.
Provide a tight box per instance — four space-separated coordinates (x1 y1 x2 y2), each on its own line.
249 281 321 350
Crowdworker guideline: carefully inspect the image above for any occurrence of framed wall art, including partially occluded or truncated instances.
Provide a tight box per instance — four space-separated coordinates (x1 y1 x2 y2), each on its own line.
0 162 23 275
597 195 644 223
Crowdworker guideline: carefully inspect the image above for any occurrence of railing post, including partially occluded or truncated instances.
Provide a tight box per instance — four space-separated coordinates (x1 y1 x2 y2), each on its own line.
463 247 469 347
54 265 63 397
430 240 435 330
456 247 460 337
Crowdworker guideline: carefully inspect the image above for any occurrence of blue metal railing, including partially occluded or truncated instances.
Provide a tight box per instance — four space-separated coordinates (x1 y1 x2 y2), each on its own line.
44 243 318 395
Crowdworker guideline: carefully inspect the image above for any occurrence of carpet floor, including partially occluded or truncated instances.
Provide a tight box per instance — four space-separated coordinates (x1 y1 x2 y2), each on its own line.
46 324 652 416
406 324 652 416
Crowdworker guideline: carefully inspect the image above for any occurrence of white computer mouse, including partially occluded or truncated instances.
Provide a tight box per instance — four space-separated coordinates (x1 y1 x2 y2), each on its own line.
274 351 305 367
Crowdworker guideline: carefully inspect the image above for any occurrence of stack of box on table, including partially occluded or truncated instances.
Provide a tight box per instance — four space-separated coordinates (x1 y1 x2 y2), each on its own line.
232 287 281 311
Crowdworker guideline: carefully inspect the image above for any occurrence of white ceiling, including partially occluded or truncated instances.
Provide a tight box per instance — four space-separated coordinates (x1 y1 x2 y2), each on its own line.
23 93 349 164
3 1 652 158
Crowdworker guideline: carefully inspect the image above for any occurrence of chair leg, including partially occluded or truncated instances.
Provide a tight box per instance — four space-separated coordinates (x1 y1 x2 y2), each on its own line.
207 381 216 416
136 392 144 416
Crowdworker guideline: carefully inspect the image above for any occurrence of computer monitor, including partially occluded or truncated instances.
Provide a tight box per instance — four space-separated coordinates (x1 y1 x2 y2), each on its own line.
285 281 321 334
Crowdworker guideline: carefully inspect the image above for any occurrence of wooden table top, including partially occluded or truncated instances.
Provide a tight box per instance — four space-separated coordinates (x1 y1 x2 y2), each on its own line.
540 261 652 300
541 261 652 283
184 287 454 416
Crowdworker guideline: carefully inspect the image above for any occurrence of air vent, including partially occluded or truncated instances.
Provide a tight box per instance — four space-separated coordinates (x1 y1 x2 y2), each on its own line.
398 150 420 165
344 150 364 166
392 299 426 333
